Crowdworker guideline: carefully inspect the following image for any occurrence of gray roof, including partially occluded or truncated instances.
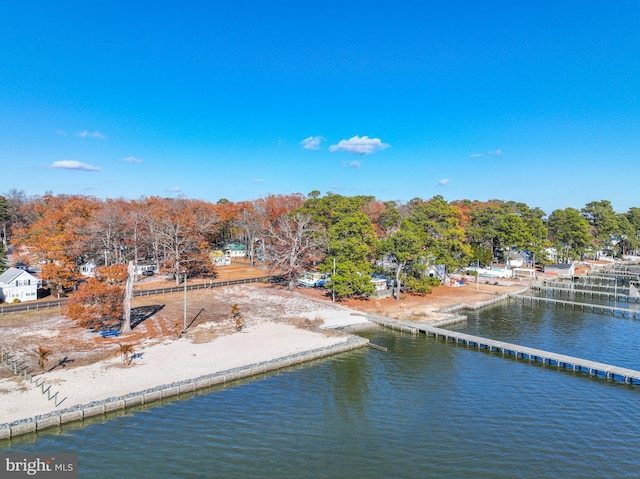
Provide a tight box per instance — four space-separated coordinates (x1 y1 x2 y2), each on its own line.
0 267 32 284
545 263 573 270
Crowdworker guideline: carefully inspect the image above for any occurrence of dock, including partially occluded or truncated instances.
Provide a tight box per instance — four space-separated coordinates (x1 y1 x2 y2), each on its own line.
588 270 640 281
424 325 640 384
509 294 640 318
530 284 639 303
367 315 640 385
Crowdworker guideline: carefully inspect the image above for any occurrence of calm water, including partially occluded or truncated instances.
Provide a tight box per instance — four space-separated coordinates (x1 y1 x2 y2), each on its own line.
3 300 640 478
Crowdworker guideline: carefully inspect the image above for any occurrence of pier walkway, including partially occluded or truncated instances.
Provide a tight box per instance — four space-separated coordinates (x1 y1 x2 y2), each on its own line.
549 280 628 293
530 284 639 303
510 294 640 318
367 315 640 384
589 270 640 280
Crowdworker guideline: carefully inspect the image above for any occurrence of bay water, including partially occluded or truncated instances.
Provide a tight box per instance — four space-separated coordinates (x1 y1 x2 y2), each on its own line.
2 298 640 478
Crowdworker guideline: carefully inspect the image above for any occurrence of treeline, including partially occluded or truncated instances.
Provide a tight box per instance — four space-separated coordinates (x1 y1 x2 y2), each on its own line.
1 189 639 299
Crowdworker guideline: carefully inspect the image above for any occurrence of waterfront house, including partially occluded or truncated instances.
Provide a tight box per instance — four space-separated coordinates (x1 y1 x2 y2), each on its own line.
0 267 42 302
543 263 575 277
506 251 527 268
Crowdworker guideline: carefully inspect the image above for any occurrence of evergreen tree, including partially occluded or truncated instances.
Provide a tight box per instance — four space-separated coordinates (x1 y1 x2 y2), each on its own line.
547 208 592 262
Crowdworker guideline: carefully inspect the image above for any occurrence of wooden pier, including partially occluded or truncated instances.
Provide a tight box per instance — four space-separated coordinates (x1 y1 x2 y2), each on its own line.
366 315 640 385
510 294 640 318
531 284 639 303
589 270 640 280
424 326 640 384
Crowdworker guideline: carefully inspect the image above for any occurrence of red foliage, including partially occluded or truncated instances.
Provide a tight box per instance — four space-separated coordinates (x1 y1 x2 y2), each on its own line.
63 278 124 330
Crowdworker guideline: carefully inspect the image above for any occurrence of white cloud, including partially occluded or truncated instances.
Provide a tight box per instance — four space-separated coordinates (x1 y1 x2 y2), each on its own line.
472 149 503 158
253 178 264 183
438 178 450 185
123 156 143 163
54 129 67 136
341 160 361 168
166 186 181 192
51 160 101 171
329 135 390 155
300 136 324 150
78 130 107 140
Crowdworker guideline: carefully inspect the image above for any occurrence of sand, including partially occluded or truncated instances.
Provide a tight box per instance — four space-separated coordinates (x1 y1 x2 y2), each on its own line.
1 288 371 426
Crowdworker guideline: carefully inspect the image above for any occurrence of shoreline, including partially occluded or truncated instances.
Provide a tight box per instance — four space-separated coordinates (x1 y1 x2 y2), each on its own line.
1 333 368 440
0 287 378 440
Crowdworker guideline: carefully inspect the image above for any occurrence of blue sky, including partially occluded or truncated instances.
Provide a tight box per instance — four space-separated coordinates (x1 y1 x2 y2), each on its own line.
2 1 639 215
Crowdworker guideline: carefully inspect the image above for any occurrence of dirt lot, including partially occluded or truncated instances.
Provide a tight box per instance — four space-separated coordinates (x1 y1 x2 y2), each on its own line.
295 276 530 321
1 263 537 380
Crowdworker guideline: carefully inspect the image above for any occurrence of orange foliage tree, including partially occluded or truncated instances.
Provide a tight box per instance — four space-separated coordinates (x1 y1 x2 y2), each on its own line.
15 194 98 296
63 264 127 330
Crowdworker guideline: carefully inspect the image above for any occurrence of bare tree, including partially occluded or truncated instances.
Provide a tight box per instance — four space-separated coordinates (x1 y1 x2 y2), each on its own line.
263 212 326 289
234 201 266 266
147 198 216 285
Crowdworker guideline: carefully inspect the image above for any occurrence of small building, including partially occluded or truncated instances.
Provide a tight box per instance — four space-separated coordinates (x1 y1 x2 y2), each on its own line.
224 243 246 258
471 266 513 279
506 251 528 268
210 250 231 266
0 267 42 303
370 277 387 292
79 260 97 277
543 263 575 277
135 263 158 276
512 267 536 279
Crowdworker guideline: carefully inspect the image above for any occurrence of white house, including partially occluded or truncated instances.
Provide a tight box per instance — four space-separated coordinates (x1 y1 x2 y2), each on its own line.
371 277 387 292
506 251 527 268
135 263 158 275
79 260 97 277
0 267 42 303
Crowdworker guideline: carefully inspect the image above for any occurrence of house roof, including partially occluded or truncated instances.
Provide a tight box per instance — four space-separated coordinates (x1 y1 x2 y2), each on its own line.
0 267 35 285
545 263 574 270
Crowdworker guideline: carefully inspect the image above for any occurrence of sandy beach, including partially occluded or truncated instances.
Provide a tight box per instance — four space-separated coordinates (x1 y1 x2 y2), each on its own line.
1 285 372 427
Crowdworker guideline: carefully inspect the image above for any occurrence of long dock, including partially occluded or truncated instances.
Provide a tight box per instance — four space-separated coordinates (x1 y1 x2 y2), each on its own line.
589 270 640 280
510 294 640 318
367 315 640 384
531 284 639 303
424 326 640 384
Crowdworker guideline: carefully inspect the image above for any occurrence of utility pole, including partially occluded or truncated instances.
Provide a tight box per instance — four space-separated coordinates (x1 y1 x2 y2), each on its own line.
183 272 187 332
332 257 336 303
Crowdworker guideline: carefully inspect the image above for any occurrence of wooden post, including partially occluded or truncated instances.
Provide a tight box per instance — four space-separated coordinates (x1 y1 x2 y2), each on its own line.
120 260 135 334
